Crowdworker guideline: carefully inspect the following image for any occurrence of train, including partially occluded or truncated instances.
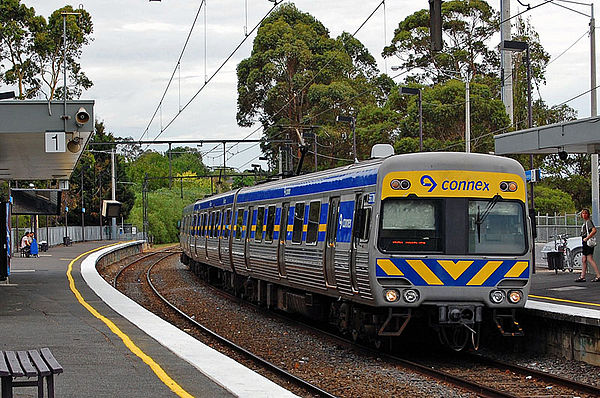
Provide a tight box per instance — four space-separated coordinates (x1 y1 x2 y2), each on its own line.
179 146 532 350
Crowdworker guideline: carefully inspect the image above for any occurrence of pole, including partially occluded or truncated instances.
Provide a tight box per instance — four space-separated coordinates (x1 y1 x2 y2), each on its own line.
314 134 318 172
99 173 102 240
590 5 599 226
223 141 226 171
278 146 283 179
465 76 470 153
81 170 85 242
526 45 536 273
418 90 423 152
143 173 148 241
352 118 358 163
62 14 67 133
111 148 116 238
168 142 173 189
500 0 514 125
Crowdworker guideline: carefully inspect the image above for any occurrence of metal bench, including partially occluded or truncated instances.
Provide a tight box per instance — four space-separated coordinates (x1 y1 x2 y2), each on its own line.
0 348 63 398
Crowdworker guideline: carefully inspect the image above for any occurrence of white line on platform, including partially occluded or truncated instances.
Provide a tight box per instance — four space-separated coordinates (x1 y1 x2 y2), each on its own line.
9 270 36 273
81 242 299 398
526 299 600 319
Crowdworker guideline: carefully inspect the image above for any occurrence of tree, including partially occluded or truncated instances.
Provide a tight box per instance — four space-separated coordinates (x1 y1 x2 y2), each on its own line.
0 0 44 98
237 3 384 171
0 1 93 100
533 185 576 214
383 0 499 83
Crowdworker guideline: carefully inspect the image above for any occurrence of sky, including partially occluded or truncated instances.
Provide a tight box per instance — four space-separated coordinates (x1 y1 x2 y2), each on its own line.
18 0 599 171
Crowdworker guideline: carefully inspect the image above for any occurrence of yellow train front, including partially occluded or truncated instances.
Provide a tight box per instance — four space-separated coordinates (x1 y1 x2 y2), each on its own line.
372 152 531 349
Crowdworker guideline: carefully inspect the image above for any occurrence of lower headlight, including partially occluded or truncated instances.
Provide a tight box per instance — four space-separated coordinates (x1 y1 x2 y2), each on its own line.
403 289 420 303
508 290 523 304
384 289 399 302
490 290 505 304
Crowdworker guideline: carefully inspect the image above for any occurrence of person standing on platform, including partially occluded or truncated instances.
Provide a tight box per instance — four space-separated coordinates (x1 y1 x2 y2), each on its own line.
575 209 600 282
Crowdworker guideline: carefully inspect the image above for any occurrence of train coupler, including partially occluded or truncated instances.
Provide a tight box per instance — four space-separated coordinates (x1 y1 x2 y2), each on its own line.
493 309 524 337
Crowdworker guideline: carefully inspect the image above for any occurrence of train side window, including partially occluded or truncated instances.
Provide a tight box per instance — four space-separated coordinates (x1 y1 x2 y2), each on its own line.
216 211 222 237
201 213 206 236
292 202 305 243
255 207 265 242
212 211 217 237
306 201 320 245
354 207 372 241
235 208 244 240
265 205 276 243
224 209 231 238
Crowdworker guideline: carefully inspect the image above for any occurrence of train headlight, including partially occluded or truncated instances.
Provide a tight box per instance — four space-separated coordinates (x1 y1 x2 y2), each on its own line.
490 290 505 304
403 289 420 303
390 179 411 190
384 289 400 302
500 181 518 192
508 290 523 304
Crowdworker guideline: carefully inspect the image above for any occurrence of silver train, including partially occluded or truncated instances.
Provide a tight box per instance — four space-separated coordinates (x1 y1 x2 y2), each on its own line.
180 149 532 349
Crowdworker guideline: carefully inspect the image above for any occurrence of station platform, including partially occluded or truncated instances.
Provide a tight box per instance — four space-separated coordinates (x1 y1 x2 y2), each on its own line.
0 241 297 398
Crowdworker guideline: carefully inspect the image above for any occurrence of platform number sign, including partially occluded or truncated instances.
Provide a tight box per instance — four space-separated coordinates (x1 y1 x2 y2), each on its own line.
45 132 66 153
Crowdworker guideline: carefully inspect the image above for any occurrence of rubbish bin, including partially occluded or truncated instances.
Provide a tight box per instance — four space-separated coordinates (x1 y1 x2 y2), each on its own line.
547 251 563 270
63 237 72 246
39 241 48 252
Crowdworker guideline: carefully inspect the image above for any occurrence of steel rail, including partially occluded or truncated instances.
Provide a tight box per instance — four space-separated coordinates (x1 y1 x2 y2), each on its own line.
144 259 338 398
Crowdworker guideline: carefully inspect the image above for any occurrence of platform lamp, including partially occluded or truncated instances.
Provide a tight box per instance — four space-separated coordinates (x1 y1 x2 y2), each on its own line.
399 87 423 152
501 39 536 271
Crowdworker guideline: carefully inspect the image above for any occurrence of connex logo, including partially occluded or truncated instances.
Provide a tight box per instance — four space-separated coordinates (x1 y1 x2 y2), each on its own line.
420 175 438 192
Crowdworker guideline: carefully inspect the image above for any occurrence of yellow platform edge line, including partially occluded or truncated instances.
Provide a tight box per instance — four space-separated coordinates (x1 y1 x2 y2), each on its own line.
529 294 600 308
67 243 194 398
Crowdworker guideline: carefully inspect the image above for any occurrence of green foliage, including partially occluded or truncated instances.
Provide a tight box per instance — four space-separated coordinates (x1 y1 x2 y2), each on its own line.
0 1 93 99
127 187 210 244
237 3 385 172
382 0 498 83
232 175 256 189
533 185 576 215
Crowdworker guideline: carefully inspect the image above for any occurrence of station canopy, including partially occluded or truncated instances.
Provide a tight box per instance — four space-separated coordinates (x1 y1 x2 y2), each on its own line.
0 100 94 180
494 116 600 155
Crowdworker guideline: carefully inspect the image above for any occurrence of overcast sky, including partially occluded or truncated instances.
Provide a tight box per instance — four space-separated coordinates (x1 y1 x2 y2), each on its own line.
21 0 598 170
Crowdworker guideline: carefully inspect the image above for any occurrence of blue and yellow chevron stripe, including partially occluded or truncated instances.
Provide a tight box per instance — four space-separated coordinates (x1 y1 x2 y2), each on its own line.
376 258 529 287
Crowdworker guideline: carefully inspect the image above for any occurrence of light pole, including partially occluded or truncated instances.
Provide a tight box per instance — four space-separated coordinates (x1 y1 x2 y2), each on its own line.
440 69 471 152
399 87 423 151
501 39 534 272
336 115 357 162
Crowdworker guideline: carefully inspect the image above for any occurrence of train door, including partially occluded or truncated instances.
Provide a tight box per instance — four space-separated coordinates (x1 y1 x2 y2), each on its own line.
204 212 209 259
349 193 362 292
277 203 289 277
324 197 340 287
244 206 253 270
217 210 223 262
192 214 199 258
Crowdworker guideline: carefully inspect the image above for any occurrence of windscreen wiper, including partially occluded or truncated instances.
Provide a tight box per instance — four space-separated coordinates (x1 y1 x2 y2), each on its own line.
476 194 502 242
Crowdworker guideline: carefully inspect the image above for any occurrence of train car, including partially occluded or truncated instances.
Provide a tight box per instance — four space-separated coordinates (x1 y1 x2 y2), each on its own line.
180 147 532 350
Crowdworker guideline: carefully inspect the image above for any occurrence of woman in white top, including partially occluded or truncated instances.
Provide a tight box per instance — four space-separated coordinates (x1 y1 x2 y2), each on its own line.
575 209 600 282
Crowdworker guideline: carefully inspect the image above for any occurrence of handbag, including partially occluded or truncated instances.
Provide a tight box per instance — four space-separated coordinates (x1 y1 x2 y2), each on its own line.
586 222 597 247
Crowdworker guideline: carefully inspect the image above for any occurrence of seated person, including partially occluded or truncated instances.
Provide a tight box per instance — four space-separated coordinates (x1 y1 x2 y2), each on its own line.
21 231 31 256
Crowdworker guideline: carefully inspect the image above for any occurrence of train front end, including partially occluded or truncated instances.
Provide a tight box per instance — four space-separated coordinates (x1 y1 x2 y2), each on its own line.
371 153 532 348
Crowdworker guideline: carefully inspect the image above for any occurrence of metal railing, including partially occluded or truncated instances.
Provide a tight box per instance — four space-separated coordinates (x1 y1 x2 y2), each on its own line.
11 225 144 250
535 212 581 242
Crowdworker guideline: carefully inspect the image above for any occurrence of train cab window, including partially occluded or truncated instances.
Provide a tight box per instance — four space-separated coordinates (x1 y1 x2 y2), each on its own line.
292 203 305 244
468 200 526 255
235 209 244 240
306 201 320 245
255 207 265 242
265 206 276 243
378 199 442 252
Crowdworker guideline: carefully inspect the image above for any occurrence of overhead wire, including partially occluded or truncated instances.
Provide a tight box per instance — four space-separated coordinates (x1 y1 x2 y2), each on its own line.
149 1 281 143
139 0 206 141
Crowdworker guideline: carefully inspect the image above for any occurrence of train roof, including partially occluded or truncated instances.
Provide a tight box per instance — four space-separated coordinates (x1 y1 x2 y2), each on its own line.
183 152 525 212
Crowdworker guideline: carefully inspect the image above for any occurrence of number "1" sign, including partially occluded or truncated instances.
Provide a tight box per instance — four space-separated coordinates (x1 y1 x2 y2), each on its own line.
45 132 66 153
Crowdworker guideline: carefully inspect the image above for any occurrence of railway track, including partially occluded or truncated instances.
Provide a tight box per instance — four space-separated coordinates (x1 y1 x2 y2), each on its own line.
113 250 336 398
109 251 600 397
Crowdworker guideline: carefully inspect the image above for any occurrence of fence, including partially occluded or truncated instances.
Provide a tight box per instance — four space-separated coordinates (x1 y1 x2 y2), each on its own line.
535 213 581 243
11 225 145 251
